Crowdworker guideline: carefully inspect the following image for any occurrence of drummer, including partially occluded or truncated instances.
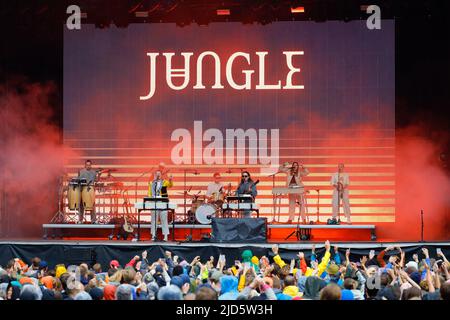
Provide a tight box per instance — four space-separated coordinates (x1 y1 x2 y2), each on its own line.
77 159 99 224
206 172 224 202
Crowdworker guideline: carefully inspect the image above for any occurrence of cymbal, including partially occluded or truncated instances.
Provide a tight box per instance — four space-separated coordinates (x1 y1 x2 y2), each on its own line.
99 168 118 173
107 182 124 188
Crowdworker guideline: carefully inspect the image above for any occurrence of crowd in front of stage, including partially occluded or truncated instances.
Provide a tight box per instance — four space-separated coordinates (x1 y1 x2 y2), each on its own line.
0 241 449 301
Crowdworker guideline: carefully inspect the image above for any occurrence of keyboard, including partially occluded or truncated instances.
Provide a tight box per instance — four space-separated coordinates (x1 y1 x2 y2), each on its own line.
226 194 253 201
222 203 259 210
134 202 178 210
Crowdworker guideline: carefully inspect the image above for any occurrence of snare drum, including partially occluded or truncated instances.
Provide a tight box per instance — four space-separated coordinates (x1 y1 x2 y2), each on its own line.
67 178 81 210
81 182 95 211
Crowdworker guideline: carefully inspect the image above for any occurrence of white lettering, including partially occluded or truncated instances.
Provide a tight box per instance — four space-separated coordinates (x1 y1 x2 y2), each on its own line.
255 51 281 89
140 51 304 100
226 52 254 90
283 51 304 89
170 121 279 172
194 51 224 89
164 52 193 90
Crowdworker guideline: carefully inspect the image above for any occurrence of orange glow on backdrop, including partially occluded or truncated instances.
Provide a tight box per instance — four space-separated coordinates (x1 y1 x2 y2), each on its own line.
60 21 449 241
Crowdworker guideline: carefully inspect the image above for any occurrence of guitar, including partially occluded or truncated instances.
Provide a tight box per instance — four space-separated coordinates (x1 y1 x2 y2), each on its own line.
123 215 134 233
122 196 134 233
336 171 345 194
249 179 260 190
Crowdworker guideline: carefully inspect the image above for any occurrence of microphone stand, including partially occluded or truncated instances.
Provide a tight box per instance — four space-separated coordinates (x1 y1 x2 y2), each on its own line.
132 170 152 241
268 171 282 223
316 189 320 223
337 171 341 224
183 169 188 221
420 209 424 242
183 169 199 242
135 169 153 214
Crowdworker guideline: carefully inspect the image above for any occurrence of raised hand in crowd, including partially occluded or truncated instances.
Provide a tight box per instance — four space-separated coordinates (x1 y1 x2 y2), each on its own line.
422 247 430 259
369 249 375 260
272 244 279 255
190 255 201 267
345 248 351 265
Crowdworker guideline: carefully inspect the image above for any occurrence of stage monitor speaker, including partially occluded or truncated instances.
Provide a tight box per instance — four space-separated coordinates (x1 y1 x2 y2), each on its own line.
211 218 267 243
63 247 97 265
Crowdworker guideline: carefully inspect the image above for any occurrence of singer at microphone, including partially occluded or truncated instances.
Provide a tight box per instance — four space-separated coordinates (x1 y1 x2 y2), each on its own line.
279 161 310 224
156 162 171 178
148 169 174 242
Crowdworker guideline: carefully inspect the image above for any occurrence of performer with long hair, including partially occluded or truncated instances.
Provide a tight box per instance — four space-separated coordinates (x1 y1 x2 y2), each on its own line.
235 171 258 218
279 161 310 223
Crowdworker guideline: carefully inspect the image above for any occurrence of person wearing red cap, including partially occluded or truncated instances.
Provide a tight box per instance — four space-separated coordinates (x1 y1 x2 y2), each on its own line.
110 260 120 269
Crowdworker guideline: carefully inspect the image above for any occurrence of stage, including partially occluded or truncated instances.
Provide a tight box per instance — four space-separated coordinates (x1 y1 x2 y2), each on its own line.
42 222 377 241
1 1 448 263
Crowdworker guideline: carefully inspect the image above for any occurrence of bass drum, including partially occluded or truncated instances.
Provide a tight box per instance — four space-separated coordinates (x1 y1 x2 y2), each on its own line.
195 203 218 225
67 179 81 210
81 184 95 211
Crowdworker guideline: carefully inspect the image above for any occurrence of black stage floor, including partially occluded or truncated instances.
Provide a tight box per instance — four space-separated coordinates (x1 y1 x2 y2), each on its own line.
1 240 448 270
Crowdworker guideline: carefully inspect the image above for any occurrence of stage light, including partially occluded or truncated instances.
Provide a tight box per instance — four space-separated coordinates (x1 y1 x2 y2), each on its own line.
135 11 149 18
217 9 230 16
291 6 305 13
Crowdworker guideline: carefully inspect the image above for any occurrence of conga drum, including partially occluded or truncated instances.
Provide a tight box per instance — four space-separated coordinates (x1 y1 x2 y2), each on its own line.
81 182 95 211
67 178 81 210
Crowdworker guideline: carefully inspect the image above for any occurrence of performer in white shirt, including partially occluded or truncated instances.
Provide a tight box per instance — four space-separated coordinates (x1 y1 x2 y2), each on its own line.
331 163 351 224
206 172 224 202
148 170 173 241
279 162 310 223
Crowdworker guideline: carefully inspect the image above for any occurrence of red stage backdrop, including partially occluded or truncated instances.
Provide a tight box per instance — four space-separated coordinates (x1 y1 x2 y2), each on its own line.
64 21 398 234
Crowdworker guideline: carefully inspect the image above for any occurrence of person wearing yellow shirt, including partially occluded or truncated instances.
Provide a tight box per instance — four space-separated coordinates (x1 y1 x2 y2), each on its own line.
148 170 173 241
272 241 331 278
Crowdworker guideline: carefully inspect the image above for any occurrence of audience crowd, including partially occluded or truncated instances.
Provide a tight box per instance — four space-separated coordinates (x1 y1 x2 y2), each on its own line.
0 241 449 301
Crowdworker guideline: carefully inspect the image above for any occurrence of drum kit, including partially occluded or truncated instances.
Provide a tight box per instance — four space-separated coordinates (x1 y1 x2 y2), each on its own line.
182 182 233 225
